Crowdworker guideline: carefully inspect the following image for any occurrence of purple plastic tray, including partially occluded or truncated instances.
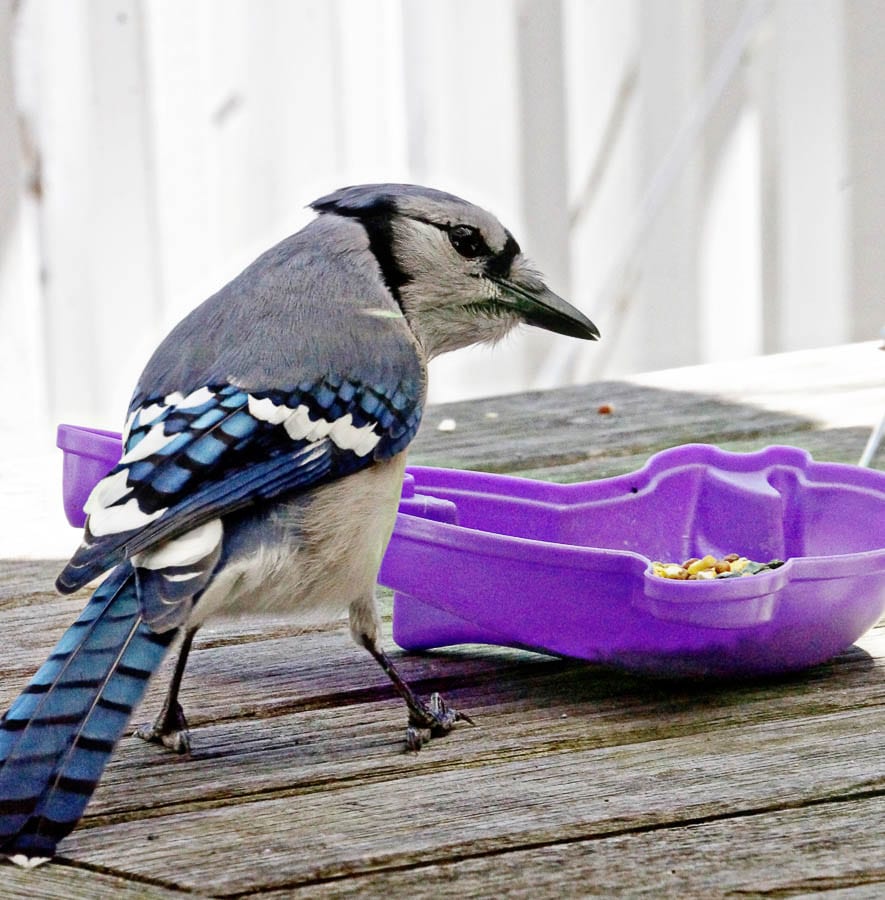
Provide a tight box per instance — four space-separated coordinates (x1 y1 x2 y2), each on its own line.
57 425 885 677
57 425 123 529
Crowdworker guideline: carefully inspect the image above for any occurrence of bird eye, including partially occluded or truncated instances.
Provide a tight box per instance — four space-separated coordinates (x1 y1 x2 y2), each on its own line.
448 225 488 259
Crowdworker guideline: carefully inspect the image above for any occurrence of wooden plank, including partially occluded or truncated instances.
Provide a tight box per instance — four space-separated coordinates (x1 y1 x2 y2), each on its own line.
510 426 880 482
628 341 885 431
0 585 554 714
4 567 882 727
68 629 884 828
1 351 882 895
55 624 884 819
267 796 885 898
0 559 68 604
4 572 883 894
1 568 882 820
56 704 885 893
0 865 188 900
409 342 885 474
408 379 824 473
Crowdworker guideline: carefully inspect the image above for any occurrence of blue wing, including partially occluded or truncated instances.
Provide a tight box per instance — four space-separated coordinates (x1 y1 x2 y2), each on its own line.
56 375 423 594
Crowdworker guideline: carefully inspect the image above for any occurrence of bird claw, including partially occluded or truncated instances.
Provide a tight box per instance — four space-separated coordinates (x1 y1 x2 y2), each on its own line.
404 692 474 751
134 702 191 755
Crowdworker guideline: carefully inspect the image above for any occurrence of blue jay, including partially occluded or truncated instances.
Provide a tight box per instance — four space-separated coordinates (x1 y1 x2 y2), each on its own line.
0 184 598 865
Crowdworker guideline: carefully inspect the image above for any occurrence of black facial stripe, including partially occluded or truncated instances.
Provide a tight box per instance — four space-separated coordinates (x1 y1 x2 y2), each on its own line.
314 198 411 304
358 214 413 303
485 232 521 278
412 217 518 271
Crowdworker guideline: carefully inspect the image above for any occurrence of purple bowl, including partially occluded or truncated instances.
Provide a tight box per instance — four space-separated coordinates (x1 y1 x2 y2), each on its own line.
57 424 125 528
382 445 885 677
58 425 885 677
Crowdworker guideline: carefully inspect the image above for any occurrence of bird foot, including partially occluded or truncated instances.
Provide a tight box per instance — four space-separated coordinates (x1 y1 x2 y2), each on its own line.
134 702 191 755
405 692 474 752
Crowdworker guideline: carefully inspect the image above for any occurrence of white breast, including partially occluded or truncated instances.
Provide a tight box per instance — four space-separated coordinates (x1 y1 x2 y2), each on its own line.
190 454 408 628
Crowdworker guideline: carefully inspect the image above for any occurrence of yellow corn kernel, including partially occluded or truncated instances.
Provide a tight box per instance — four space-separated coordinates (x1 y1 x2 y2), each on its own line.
686 555 718 576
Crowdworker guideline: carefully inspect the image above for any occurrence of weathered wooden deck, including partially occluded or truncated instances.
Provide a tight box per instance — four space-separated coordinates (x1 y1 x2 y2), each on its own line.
1 343 884 897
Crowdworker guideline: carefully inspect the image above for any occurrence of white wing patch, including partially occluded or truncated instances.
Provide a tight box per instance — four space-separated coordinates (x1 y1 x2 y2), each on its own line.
84 468 131 511
247 395 290 426
86 497 167 537
137 391 185 426
247 395 381 457
84 469 167 536
176 386 215 409
161 571 207 583
119 420 180 465
131 519 223 571
122 409 138 447
123 389 192 444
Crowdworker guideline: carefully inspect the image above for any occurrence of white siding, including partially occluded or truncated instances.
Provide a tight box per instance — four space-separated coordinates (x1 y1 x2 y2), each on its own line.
0 0 882 433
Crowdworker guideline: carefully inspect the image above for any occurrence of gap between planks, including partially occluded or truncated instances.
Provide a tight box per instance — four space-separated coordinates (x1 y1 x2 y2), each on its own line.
244 793 885 899
54 624 885 828
57 700 885 892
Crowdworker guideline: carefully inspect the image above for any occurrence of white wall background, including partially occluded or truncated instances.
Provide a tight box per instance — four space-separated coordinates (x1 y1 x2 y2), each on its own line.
1 0 883 436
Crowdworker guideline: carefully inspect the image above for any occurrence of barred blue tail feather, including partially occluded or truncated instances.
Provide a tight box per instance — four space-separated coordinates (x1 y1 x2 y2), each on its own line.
0 565 177 862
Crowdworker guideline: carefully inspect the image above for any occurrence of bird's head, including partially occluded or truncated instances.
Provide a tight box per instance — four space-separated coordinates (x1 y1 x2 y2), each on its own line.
311 184 599 358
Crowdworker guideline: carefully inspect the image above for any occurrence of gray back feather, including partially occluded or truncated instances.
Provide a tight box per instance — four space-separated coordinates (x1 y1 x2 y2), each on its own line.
132 215 424 406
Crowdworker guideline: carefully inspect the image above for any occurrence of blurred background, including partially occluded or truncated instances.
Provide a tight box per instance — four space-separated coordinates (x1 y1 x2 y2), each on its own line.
1 0 883 554
3 0 884 430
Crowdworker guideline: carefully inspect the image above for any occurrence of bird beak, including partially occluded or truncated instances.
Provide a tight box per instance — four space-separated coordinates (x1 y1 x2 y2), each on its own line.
493 276 600 341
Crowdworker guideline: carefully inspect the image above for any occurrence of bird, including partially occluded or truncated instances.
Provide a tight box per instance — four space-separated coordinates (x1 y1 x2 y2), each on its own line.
0 183 599 866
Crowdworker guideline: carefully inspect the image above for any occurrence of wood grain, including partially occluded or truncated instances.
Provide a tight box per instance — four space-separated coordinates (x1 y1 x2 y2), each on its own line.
58 701 885 893
275 797 885 899
1 346 883 895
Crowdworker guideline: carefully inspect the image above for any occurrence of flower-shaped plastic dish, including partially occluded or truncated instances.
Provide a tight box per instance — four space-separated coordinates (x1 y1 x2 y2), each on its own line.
382 444 885 677
57 425 885 677
57 424 124 529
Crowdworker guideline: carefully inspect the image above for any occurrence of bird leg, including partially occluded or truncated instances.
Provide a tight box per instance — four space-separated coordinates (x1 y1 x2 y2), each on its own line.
134 627 198 754
362 638 473 751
